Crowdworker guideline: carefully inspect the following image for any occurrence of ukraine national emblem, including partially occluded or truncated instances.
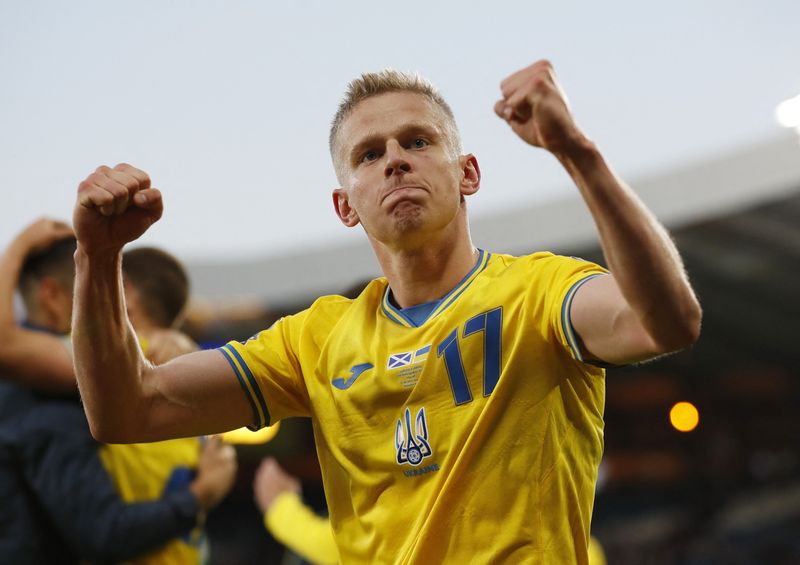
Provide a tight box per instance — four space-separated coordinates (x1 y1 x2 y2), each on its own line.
395 407 432 467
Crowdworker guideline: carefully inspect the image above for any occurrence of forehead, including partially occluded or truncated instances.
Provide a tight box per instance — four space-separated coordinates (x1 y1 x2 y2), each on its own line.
337 91 447 150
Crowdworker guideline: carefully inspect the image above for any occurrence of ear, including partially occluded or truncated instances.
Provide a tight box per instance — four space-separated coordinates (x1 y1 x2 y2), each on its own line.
37 277 61 312
332 188 361 228
37 277 72 333
459 154 481 197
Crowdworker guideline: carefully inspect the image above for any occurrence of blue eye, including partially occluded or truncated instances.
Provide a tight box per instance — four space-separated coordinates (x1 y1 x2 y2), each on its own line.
411 138 427 149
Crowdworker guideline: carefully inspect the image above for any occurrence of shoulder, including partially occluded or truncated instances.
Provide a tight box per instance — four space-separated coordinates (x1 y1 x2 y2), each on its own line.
484 251 603 279
304 278 386 322
241 278 385 346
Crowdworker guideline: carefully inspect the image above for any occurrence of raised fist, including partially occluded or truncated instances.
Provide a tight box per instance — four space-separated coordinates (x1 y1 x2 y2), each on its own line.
494 60 587 155
73 163 163 254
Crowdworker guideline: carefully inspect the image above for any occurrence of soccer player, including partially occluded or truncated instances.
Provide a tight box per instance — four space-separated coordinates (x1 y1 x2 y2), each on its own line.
0 220 235 563
71 60 701 563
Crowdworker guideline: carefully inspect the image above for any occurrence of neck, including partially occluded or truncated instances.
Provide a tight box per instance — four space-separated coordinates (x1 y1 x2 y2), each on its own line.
370 221 477 309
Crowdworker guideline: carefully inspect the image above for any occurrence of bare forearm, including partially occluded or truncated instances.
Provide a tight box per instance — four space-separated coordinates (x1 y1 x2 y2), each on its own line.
0 238 75 390
72 246 149 441
558 141 701 348
0 240 26 330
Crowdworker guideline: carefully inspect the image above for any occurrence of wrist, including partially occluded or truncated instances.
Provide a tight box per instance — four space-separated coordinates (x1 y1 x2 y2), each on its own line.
552 134 599 165
74 244 124 273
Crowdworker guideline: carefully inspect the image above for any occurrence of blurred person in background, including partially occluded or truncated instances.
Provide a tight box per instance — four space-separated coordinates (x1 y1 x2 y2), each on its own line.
98 245 238 564
72 59 700 563
0 219 235 563
253 456 338 565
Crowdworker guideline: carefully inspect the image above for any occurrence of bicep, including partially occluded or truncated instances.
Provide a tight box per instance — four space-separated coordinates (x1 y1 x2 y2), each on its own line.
569 274 660 365
0 329 76 392
141 348 255 441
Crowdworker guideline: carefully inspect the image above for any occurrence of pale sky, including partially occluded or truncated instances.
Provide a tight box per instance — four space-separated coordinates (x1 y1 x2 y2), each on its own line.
2 1 798 261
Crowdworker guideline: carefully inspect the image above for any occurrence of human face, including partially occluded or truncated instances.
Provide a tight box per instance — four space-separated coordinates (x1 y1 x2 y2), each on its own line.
333 92 479 247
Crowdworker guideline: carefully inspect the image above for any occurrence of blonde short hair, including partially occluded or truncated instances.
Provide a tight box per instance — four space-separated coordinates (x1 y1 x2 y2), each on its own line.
329 70 462 178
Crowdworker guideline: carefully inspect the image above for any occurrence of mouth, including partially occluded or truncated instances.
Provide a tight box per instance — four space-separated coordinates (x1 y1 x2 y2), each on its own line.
381 185 426 205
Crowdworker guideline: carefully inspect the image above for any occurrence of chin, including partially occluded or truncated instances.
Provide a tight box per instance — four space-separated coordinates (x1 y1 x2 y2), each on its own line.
392 202 425 233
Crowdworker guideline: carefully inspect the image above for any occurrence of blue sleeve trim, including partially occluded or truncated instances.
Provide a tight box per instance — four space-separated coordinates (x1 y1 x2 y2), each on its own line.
560 273 605 362
217 346 270 430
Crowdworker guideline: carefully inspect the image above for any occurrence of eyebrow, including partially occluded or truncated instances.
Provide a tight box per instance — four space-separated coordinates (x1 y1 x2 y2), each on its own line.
348 121 442 163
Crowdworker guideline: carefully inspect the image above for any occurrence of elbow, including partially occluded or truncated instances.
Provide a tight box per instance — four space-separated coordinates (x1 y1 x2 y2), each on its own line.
653 299 703 354
83 411 137 444
86 420 111 443
681 297 703 347
85 417 115 444
87 423 136 445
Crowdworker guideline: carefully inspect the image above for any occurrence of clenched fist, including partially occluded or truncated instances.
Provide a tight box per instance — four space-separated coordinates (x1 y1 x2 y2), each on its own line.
494 60 588 156
74 163 163 254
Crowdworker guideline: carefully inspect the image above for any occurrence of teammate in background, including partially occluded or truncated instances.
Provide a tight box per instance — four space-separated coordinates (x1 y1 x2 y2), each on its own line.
99 246 236 564
253 457 338 565
0 219 235 563
72 60 701 563
122 246 196 361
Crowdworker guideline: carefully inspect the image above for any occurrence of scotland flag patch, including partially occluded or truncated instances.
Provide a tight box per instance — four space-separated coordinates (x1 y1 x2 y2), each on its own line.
387 345 431 369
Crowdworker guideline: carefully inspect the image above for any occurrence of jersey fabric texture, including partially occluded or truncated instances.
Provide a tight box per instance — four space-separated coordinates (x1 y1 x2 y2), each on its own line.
220 251 607 564
99 339 206 565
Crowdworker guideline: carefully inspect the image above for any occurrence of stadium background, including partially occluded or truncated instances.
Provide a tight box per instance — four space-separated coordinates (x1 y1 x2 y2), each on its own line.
189 135 800 564
3 1 799 563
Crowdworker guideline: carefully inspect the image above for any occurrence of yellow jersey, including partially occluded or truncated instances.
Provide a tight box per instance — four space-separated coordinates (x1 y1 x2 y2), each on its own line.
220 251 607 564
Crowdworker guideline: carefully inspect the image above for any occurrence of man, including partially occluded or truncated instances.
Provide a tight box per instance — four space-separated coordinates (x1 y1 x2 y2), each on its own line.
0 220 236 563
72 60 701 563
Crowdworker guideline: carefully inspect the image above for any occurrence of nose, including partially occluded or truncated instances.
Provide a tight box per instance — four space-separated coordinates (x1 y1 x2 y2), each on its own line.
384 141 411 178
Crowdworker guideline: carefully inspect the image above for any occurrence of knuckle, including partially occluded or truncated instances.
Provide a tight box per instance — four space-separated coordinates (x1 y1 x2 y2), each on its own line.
529 76 546 91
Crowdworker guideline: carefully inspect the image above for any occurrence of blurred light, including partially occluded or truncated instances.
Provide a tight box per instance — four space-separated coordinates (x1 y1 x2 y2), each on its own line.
222 422 280 445
669 401 699 432
775 94 800 128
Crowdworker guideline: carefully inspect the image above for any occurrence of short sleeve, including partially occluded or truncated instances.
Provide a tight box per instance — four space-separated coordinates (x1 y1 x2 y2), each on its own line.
533 254 608 363
218 311 312 429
